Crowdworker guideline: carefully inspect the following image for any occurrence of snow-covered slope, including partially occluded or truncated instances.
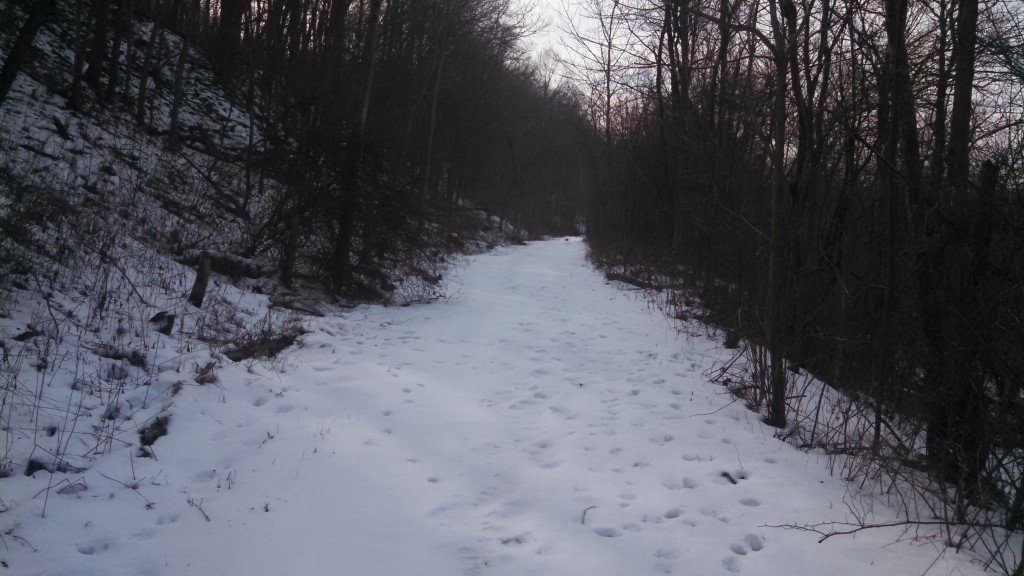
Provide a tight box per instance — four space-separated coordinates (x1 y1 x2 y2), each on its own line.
1 238 986 575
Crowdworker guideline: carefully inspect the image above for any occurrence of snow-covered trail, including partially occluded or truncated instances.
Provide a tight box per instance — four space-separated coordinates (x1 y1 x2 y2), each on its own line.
7 239 983 576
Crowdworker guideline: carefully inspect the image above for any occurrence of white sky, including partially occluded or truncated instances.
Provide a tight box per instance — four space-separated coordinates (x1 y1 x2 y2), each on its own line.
526 0 574 57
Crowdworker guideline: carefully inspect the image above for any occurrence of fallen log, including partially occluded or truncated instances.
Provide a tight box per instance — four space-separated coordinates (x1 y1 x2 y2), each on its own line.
604 272 684 291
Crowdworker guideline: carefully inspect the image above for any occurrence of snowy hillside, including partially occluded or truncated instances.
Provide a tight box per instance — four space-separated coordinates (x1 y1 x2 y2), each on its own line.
1 239 988 575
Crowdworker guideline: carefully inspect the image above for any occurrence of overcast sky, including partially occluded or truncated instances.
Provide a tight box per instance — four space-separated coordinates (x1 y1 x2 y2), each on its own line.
526 0 572 56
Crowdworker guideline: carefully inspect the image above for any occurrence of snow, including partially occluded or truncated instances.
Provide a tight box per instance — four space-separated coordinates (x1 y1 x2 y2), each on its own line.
2 238 987 575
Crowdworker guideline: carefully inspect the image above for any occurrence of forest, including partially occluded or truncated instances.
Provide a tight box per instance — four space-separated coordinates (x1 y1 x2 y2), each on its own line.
1 0 593 298
569 0 1024 566
2 0 1024 572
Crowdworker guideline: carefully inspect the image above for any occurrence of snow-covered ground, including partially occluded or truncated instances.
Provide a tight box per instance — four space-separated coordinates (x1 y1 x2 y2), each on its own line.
3 238 986 575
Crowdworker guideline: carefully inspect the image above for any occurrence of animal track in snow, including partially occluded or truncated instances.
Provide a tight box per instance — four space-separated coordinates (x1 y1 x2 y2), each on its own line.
129 528 155 541
744 533 764 551
723 533 764 572
699 507 730 523
499 533 530 547
650 434 674 445
76 540 112 555
593 527 622 538
654 548 681 560
739 497 761 507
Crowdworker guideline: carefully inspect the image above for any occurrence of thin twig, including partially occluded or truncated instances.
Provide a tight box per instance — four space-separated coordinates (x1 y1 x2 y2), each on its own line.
765 519 999 544
581 506 596 525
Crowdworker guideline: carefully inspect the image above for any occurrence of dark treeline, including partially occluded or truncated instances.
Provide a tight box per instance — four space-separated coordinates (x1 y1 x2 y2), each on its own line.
1 0 594 298
573 0 1024 562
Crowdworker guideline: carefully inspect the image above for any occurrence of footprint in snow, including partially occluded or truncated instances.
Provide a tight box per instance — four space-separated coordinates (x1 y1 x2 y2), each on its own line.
594 527 621 538
724 534 764 571
76 540 112 555
654 548 681 560
699 507 729 523
651 434 674 445
739 497 761 507
499 533 530 547
129 528 155 541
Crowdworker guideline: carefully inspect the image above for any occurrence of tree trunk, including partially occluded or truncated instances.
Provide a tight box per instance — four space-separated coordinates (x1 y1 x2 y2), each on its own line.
281 213 300 288
217 0 245 73
84 0 112 89
70 2 88 109
331 0 383 289
135 17 161 125
188 253 211 308
120 0 136 104
0 0 55 108
765 0 793 429
166 32 189 150
927 0 985 493
104 0 127 102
